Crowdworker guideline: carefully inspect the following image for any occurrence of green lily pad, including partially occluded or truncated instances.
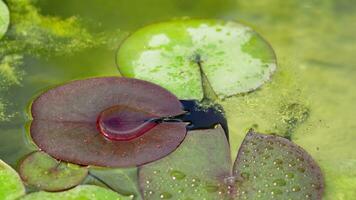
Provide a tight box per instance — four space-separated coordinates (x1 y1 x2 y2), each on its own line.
19 185 130 200
0 0 9 39
0 159 25 200
117 19 277 100
139 126 231 200
89 167 142 200
233 130 324 199
139 127 323 199
19 151 88 191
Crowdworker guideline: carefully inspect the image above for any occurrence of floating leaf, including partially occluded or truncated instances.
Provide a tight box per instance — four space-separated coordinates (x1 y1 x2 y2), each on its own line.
233 130 324 199
89 167 143 200
0 160 25 200
139 126 231 200
30 77 187 167
0 0 9 39
19 185 130 200
117 19 277 100
139 127 323 199
19 151 88 191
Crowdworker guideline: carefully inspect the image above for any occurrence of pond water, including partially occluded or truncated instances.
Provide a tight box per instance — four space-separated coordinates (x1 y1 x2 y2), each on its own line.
0 0 355 199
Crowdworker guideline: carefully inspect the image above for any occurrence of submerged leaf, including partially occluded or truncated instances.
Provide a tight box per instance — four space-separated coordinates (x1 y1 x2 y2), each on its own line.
19 185 129 200
117 19 277 100
30 77 186 167
139 128 323 199
19 151 88 191
0 160 25 200
0 0 9 39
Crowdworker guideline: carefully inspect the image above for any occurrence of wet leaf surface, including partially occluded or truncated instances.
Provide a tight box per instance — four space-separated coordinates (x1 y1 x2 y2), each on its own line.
0 160 25 200
233 130 324 199
19 151 88 191
30 77 187 167
139 128 324 199
139 126 231 200
0 0 9 39
117 19 277 100
19 185 130 200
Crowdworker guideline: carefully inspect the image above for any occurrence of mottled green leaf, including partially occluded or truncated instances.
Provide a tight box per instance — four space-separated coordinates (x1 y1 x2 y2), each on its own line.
19 185 130 200
19 151 88 191
117 19 276 100
0 159 25 200
0 0 9 39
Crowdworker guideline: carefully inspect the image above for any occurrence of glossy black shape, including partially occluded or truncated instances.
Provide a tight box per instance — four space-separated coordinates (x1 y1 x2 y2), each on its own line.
150 100 229 140
179 100 229 140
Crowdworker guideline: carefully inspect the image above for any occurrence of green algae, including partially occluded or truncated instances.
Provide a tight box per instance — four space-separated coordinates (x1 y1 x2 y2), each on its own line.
0 0 127 122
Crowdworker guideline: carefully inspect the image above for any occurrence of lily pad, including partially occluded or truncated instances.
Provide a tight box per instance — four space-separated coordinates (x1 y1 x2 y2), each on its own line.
233 130 324 199
117 19 277 100
30 77 187 167
139 126 231 200
89 167 142 199
139 127 323 199
0 0 9 39
19 151 88 191
0 159 25 200
19 185 129 200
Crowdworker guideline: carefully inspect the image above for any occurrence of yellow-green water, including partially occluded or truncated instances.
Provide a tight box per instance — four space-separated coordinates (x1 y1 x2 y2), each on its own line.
0 0 355 199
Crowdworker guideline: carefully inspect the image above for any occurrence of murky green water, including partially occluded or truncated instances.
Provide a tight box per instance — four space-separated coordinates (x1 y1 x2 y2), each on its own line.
0 0 355 199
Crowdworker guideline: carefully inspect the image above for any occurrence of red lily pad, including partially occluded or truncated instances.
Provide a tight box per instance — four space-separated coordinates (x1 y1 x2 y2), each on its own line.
30 77 187 167
139 127 323 199
19 151 88 192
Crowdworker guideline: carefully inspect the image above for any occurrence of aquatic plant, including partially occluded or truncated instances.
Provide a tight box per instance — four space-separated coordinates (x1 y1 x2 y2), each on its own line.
0 0 9 39
0 159 25 200
30 77 187 167
0 10 326 199
19 151 88 191
140 126 323 199
19 185 129 200
116 19 277 100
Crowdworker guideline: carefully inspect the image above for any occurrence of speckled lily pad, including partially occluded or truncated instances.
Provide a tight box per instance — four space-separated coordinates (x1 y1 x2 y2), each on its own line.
0 160 25 200
19 185 129 200
19 151 88 191
0 0 9 39
117 19 277 100
139 127 323 199
233 130 324 199
30 77 187 167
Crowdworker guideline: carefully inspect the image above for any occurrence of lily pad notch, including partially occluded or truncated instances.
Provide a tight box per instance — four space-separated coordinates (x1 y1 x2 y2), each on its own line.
116 19 277 100
139 126 324 199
